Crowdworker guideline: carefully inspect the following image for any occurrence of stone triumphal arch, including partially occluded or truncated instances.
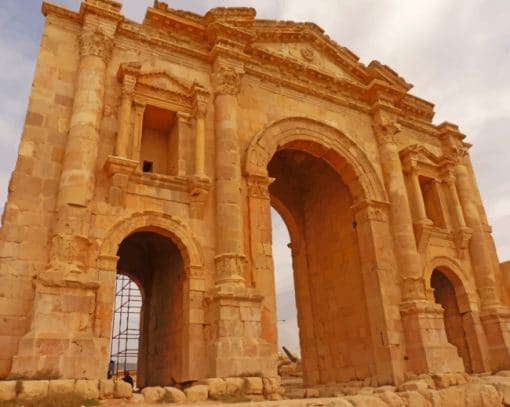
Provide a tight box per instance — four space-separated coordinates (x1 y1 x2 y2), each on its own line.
0 0 509 386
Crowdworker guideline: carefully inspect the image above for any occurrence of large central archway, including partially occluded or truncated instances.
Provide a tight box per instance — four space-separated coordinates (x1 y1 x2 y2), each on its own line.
269 147 373 384
245 118 400 386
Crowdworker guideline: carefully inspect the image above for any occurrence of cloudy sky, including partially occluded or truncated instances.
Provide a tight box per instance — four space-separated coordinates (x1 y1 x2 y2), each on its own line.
1 0 509 355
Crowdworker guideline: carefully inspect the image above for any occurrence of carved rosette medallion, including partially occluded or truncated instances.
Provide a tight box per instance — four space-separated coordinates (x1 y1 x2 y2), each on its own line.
214 253 246 285
80 30 114 62
301 47 314 62
212 66 242 96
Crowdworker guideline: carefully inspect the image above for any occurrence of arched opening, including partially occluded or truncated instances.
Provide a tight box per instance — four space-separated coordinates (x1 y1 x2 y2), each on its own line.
431 269 472 372
268 146 374 385
271 208 300 354
110 274 143 384
111 231 185 387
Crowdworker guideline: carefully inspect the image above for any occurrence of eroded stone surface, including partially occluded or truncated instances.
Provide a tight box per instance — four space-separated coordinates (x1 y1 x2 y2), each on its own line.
0 0 509 389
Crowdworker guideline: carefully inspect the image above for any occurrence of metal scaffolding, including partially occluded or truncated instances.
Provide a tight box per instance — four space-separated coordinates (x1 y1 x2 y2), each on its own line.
109 274 142 378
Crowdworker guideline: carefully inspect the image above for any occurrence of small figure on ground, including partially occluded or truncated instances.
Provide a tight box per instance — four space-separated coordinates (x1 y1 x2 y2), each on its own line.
107 360 115 379
122 370 134 387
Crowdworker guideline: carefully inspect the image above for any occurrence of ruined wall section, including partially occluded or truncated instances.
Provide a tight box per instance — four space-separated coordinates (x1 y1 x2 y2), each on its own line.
0 15 80 378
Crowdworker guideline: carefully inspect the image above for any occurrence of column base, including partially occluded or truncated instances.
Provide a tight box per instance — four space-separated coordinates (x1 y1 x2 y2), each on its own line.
463 311 491 373
9 273 105 380
401 300 465 374
480 306 510 371
10 335 108 380
205 285 277 378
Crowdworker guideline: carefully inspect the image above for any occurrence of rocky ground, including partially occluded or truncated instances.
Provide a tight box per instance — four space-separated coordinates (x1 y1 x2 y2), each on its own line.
2 355 510 406
93 371 510 406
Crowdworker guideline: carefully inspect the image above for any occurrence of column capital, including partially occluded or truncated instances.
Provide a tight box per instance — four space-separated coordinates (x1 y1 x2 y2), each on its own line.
371 109 401 145
79 29 114 62
192 84 210 119
117 62 141 95
247 174 274 200
212 65 243 96
133 100 146 111
351 199 390 224
438 122 469 161
401 277 427 302
214 253 247 286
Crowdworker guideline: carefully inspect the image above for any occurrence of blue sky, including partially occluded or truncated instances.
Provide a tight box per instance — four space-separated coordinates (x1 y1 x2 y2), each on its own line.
1 0 509 355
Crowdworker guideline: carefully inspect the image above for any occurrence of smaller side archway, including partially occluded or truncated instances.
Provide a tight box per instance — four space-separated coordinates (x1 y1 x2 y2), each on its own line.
96 212 206 385
425 257 491 373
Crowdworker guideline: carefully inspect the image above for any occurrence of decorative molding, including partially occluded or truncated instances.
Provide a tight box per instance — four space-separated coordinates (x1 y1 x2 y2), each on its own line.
45 1 460 142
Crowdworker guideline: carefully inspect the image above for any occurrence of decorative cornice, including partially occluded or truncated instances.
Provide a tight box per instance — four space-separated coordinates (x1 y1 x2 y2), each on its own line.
42 2 81 22
43 1 464 148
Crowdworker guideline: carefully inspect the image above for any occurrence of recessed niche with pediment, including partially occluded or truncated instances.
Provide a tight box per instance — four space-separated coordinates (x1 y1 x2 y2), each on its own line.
141 105 179 176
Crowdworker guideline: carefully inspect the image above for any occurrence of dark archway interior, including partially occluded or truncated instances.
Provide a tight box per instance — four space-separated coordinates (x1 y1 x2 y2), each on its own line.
116 231 185 387
268 148 374 385
431 269 472 373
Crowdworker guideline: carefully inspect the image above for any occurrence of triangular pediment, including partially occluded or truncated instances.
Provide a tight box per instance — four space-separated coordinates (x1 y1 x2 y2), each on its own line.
137 71 191 96
250 40 364 83
400 144 441 166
